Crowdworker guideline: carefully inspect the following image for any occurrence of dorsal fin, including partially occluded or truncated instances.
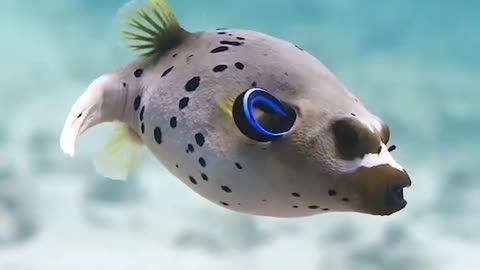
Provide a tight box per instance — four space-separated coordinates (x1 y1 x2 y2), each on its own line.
121 0 189 58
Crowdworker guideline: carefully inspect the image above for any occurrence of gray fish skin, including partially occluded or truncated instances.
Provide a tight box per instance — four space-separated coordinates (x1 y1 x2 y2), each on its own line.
111 29 410 217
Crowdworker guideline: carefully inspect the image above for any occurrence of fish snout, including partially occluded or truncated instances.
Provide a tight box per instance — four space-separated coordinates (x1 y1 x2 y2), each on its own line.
348 165 412 216
384 170 411 213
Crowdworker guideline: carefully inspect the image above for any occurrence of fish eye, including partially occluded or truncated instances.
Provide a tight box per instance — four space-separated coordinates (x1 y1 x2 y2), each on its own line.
232 88 297 142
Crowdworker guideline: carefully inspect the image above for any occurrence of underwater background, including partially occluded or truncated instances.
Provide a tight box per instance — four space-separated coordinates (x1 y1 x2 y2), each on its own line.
1 0 479 269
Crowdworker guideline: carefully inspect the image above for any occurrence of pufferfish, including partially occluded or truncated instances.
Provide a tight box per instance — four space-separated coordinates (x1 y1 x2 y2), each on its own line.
60 0 411 217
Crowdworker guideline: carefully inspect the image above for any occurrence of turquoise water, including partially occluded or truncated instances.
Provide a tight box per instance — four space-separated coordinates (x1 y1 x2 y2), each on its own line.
1 0 479 269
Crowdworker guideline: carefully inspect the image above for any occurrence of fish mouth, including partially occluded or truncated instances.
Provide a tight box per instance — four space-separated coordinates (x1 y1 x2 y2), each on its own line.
385 172 411 213
388 184 407 207
347 165 412 216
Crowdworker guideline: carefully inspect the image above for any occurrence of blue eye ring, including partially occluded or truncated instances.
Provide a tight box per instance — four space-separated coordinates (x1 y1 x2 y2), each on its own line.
232 88 297 142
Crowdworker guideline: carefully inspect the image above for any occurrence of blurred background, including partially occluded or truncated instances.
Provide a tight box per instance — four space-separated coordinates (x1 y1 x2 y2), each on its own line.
0 0 479 269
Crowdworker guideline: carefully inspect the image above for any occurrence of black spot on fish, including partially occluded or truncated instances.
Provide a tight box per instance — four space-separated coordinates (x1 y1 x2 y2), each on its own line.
221 186 232 193
201 173 208 181
220 201 229 206
211 46 229 53
187 144 194 153
235 162 243 169
172 53 177 58
198 157 206 167
236 37 245 40
175 164 179 168
134 69 143 78
292 205 299 209
308 205 319 209
251 82 257 87
228 34 233 36
262 199 267 202
322 208 330 211
220 41 244 46
170 117 177 128
123 82 127 87
213 65 228 72
351 113 356 117
133 96 141 111
189 176 197 185
328 190 337 196
217 31 226 35
161 66 174 77
77 113 82 119
195 133 205 147
295 44 304 51
187 54 194 62
154 127 162 144
342 197 350 202
291 193 300 197
388 145 397 152
235 62 245 70
216 28 228 30
139 106 145 121
141 123 145 134
185 76 201 92
179 97 189 109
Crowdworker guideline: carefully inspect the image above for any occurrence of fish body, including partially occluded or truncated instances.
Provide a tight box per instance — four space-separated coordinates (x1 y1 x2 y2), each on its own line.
60 0 411 218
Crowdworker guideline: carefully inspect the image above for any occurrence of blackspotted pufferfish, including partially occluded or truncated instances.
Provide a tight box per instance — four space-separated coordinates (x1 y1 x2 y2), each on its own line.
60 0 412 217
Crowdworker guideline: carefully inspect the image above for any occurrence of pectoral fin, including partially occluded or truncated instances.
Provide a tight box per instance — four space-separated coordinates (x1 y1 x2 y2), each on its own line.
94 123 143 180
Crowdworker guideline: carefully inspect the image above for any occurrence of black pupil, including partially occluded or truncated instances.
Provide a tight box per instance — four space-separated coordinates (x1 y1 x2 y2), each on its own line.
254 102 295 134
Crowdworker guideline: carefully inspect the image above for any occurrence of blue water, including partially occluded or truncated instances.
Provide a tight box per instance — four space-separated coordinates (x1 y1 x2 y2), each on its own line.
0 0 479 269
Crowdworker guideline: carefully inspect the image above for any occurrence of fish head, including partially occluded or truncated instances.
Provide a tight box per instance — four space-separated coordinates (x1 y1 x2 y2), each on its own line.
224 85 411 216
279 100 412 216
213 32 412 217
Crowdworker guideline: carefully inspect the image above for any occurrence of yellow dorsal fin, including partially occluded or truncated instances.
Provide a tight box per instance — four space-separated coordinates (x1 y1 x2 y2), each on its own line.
121 0 188 58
